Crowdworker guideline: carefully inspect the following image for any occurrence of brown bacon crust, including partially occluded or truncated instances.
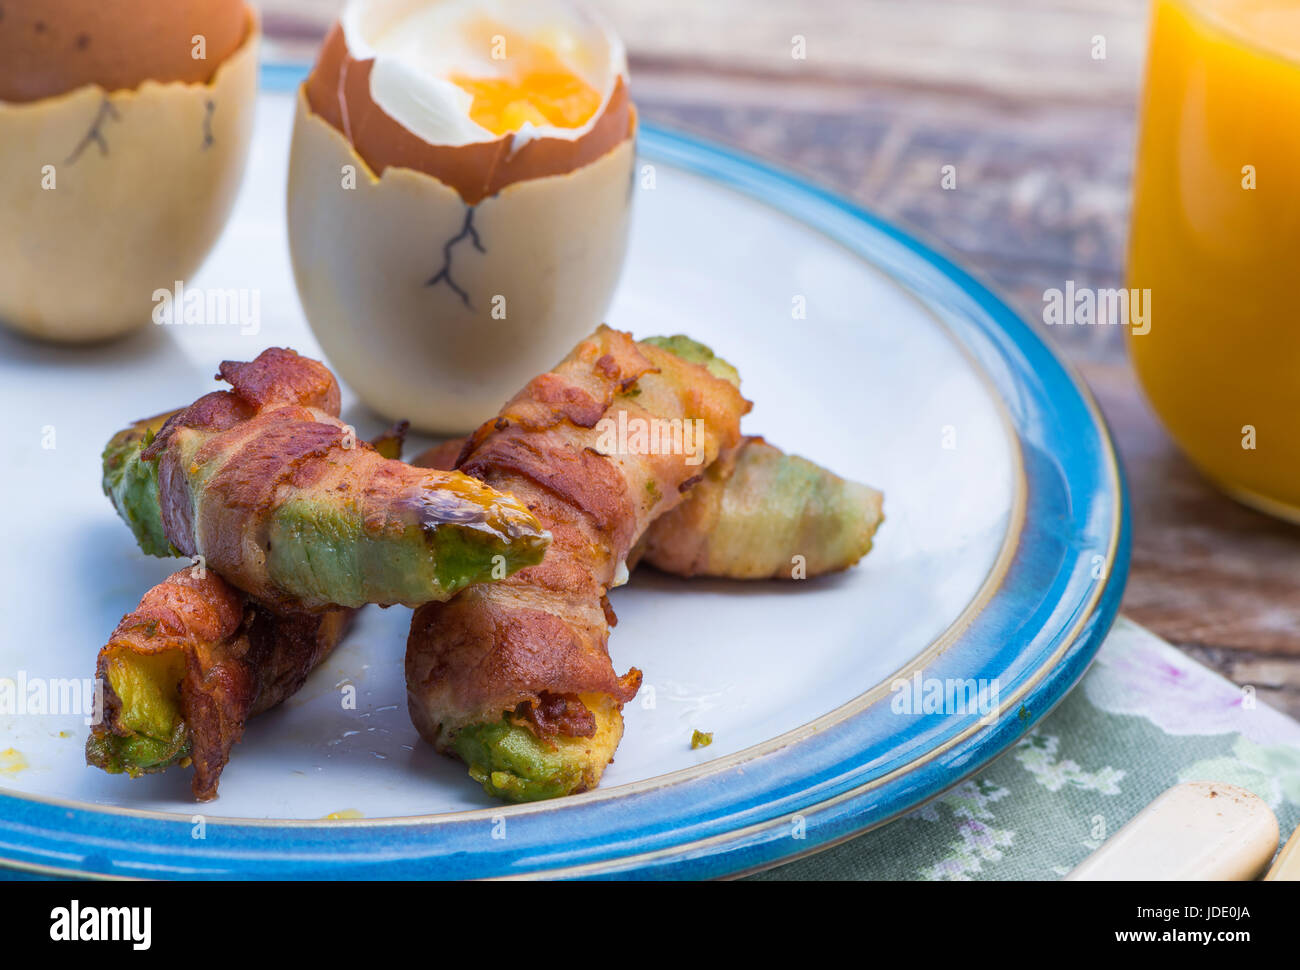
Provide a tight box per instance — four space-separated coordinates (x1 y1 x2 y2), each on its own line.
144 348 340 461
89 569 350 800
406 326 749 748
142 347 345 608
512 693 598 739
136 346 535 610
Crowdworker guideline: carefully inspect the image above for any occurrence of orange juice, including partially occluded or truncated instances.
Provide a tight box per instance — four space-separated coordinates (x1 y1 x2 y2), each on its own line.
1127 0 1300 518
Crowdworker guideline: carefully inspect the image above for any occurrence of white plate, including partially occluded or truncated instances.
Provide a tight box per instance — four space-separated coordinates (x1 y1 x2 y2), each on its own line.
0 88 1124 878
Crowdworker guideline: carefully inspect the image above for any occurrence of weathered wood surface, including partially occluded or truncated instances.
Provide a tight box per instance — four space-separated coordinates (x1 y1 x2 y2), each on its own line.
258 0 1300 718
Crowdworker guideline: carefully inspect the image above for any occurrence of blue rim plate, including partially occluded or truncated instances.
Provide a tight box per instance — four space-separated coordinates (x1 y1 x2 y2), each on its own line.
0 66 1129 881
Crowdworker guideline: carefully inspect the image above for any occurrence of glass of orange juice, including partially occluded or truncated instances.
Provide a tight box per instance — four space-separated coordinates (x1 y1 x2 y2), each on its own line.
1127 0 1300 520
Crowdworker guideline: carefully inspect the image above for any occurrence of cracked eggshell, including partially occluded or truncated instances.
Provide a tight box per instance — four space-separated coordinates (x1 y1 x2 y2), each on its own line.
0 0 250 103
303 16 632 205
287 84 635 433
0 13 258 343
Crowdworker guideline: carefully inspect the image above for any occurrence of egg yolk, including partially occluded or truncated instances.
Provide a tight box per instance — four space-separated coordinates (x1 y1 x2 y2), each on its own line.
453 69 602 136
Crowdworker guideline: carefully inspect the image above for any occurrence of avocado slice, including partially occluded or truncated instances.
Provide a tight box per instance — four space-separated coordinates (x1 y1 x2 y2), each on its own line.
101 414 180 559
642 334 741 387
101 417 549 608
87 649 191 777
449 694 624 803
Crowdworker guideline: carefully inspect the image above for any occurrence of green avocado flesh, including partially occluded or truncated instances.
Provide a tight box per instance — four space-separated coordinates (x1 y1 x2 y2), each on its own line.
643 335 741 388
86 724 189 777
101 422 177 559
266 497 544 608
102 421 548 608
451 719 587 803
86 652 190 777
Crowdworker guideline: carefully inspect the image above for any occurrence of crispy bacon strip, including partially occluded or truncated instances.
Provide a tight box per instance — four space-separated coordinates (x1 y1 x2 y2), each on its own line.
405 326 750 799
118 347 548 610
86 569 351 801
418 435 884 580
89 423 409 801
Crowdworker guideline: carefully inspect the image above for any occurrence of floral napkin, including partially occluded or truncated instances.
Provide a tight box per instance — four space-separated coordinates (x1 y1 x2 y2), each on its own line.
752 618 1300 880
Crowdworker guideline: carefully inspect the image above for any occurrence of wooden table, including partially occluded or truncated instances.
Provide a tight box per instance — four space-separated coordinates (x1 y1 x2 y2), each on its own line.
260 0 1300 718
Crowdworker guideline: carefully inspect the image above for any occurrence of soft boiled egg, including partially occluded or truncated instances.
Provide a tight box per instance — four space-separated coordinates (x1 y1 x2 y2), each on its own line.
289 0 637 433
0 0 259 342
